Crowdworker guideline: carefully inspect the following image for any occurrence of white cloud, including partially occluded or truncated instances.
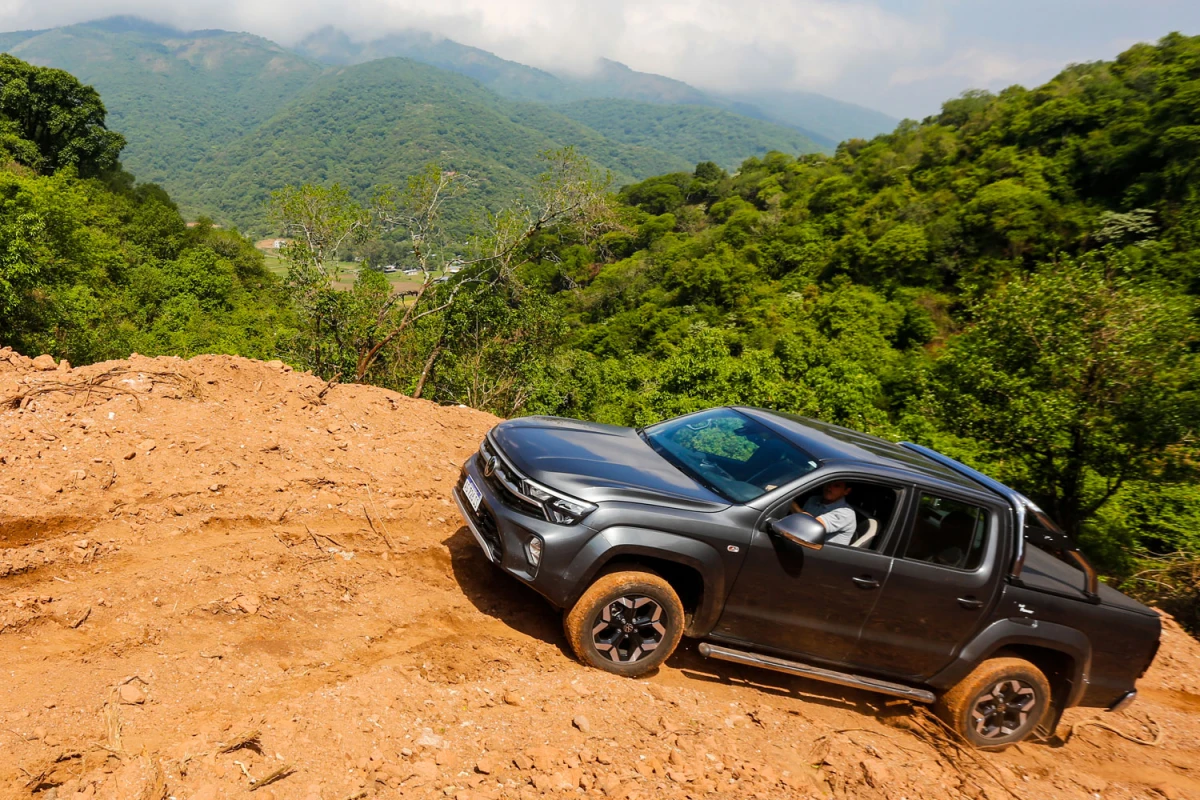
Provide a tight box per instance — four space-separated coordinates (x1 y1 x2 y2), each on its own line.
0 0 938 92
888 46 1062 89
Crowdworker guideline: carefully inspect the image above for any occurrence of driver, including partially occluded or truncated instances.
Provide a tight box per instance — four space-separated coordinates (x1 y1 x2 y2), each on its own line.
791 481 856 546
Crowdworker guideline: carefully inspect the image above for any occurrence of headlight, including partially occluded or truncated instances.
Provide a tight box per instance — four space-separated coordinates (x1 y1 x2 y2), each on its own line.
520 478 596 525
525 484 552 502
525 536 544 568
546 497 591 525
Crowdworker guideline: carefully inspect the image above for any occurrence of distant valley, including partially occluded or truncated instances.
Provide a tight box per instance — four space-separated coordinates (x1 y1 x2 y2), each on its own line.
0 17 898 235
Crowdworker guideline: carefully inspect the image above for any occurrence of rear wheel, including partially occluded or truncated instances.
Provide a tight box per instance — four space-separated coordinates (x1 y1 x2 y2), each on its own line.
564 571 684 677
936 657 1051 748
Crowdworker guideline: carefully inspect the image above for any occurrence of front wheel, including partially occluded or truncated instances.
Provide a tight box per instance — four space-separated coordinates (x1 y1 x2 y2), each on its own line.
936 657 1052 748
564 570 684 677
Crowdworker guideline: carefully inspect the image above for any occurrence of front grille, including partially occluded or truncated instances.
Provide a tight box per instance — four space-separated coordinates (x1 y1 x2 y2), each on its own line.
479 438 546 520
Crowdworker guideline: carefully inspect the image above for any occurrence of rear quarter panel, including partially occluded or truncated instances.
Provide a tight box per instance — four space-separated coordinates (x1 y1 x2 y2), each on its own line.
996 584 1161 708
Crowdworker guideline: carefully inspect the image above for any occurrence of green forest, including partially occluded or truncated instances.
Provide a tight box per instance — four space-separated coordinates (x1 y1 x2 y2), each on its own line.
2 35 1199 626
0 54 293 367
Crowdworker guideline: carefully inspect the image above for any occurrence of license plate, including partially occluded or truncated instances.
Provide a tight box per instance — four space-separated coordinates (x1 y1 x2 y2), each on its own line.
463 476 483 512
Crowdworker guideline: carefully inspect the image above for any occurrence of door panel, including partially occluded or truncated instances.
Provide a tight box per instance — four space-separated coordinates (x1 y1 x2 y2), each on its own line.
714 529 894 664
852 493 1003 680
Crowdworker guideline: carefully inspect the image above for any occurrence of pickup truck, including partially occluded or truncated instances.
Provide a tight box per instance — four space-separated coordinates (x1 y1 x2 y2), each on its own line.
452 406 1161 747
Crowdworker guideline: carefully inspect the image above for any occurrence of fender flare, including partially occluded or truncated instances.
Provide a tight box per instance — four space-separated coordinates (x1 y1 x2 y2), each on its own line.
562 527 726 637
929 618 1092 708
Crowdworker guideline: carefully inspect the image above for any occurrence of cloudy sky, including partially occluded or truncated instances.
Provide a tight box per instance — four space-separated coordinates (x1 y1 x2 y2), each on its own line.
2 0 1198 118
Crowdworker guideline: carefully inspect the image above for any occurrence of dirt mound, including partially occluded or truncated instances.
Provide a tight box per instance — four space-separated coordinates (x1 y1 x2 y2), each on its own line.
1 348 1197 800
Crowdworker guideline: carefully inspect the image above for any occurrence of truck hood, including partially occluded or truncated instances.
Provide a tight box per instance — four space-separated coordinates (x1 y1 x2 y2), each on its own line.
490 416 728 511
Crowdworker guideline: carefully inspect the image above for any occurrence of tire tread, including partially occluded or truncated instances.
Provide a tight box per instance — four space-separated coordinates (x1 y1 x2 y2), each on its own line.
936 656 1051 748
564 570 684 677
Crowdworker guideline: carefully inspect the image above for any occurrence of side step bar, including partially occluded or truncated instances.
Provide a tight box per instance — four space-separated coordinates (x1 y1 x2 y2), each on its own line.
698 643 936 704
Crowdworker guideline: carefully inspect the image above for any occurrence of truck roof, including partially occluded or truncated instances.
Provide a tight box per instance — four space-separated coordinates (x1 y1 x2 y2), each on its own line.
736 407 987 494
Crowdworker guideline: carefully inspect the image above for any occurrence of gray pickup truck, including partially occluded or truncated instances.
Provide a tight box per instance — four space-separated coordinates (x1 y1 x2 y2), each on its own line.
453 407 1161 747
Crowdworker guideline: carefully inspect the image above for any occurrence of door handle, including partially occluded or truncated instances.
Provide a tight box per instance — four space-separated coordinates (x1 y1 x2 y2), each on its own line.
852 576 880 590
957 596 984 610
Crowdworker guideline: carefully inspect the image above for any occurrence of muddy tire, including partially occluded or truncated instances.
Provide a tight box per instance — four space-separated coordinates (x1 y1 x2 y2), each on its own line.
936 657 1052 748
564 571 684 678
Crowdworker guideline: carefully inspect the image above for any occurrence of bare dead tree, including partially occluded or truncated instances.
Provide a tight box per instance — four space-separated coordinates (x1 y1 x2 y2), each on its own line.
350 148 613 383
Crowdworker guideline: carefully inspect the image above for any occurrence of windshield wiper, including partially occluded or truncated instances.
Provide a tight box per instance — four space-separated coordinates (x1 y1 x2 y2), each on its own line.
644 436 733 502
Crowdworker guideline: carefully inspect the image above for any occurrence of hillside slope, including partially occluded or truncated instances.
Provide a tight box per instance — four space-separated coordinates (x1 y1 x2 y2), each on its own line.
556 98 824 166
719 89 901 147
1 348 1198 800
295 26 578 104
295 26 898 145
0 19 322 188
178 58 690 233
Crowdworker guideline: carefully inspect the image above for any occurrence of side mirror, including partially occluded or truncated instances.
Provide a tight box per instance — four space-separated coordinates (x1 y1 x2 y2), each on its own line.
768 513 828 550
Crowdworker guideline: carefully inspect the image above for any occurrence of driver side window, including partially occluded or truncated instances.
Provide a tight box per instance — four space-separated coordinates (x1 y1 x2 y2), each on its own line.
782 480 901 552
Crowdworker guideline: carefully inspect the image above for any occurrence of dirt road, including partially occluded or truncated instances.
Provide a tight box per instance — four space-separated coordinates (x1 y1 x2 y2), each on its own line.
1 351 1197 799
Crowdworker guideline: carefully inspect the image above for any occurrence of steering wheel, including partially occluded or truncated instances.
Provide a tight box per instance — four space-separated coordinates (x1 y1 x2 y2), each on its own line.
743 463 781 486
696 457 736 483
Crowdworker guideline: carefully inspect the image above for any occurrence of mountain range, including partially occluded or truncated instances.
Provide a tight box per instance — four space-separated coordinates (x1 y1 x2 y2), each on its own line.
0 17 898 235
293 26 897 147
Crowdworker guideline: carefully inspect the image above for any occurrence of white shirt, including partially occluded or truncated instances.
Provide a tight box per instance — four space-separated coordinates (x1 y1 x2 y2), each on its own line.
802 496 857 546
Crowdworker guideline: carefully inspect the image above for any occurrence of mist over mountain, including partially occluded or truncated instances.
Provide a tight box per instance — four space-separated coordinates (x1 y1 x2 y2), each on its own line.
294 25 898 147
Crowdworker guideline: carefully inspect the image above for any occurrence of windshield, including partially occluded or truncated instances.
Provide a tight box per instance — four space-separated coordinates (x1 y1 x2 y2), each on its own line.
644 408 818 503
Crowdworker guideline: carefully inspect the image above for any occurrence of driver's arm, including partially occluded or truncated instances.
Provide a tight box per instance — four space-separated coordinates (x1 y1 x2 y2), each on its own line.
790 499 816 518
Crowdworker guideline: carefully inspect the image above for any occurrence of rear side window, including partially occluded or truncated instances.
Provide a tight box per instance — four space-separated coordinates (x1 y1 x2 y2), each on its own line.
905 494 989 571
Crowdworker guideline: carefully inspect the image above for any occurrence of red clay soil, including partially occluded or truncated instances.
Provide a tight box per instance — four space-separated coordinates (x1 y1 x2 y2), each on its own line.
0 349 1196 800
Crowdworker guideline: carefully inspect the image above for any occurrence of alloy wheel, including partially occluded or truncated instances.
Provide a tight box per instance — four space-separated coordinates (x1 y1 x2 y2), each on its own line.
591 595 667 663
971 679 1038 739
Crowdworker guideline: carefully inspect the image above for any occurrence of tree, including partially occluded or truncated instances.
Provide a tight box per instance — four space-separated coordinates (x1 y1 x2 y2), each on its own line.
0 54 125 176
272 148 614 388
931 255 1198 535
270 183 373 376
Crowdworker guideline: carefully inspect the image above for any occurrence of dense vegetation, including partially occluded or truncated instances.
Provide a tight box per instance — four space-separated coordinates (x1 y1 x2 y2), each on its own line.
0 56 292 365
404 34 1200 620
556 99 822 169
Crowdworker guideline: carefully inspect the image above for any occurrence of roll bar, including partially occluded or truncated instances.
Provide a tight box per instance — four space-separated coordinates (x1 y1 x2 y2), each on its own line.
899 442 1099 601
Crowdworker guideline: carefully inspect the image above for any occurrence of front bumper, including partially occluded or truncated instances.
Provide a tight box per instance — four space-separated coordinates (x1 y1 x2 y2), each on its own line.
452 452 595 608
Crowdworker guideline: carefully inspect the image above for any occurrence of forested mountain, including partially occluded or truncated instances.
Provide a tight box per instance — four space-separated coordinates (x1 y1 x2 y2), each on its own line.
0 18 321 189
294 27 593 104
0 17 831 233
717 89 902 151
295 26 897 146
552 99 821 173
175 58 700 234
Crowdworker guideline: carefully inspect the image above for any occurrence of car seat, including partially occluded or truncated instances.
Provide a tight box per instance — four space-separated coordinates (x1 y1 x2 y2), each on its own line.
848 505 879 548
